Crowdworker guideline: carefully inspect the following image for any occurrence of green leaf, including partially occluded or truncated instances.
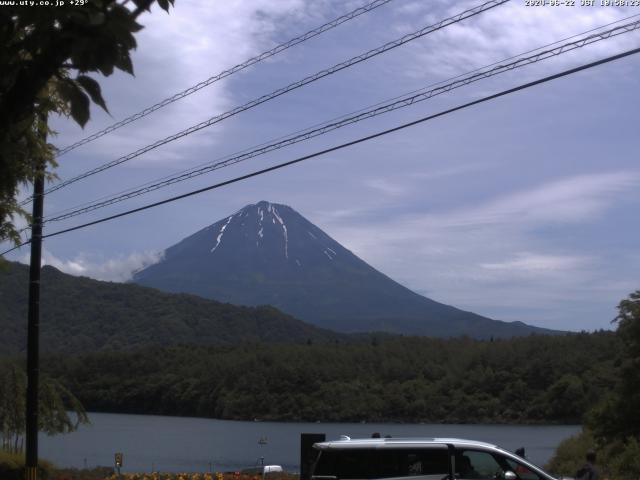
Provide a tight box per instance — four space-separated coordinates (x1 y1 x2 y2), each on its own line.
132 0 154 11
70 89 90 128
129 20 144 33
114 52 134 75
58 79 90 128
97 61 114 76
76 75 109 113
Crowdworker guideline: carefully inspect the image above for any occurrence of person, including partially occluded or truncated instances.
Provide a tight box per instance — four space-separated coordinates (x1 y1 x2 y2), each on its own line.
513 447 530 476
575 451 598 480
456 455 479 479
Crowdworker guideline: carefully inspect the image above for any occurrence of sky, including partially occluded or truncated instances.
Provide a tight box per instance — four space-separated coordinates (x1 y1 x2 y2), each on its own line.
4 0 640 332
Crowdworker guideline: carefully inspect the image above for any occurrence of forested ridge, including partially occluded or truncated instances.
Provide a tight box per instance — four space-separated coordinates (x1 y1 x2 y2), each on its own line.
0 262 343 354
36 331 617 424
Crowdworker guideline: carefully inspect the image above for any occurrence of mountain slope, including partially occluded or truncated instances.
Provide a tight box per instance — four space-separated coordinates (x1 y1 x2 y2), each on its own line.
0 261 343 355
133 201 556 338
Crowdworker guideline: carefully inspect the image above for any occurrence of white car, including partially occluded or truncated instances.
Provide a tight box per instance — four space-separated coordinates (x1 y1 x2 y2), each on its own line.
241 465 284 478
310 436 557 480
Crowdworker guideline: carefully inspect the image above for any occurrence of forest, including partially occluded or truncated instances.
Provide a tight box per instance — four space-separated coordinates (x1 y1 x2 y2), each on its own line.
0 262 343 354
32 331 618 425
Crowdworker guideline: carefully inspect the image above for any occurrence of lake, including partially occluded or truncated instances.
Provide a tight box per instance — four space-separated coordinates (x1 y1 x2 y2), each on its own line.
39 412 580 473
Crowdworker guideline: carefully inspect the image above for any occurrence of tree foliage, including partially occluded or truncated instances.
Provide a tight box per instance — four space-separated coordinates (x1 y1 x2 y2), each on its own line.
0 262 342 354
547 290 640 478
37 331 619 425
0 361 89 454
587 290 640 441
0 449 54 480
0 0 175 245
546 428 640 478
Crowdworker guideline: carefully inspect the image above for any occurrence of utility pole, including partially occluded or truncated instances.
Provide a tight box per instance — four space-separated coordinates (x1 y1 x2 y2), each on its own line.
25 116 46 480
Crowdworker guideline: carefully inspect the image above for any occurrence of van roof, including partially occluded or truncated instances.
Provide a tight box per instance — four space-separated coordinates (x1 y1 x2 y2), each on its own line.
313 437 499 450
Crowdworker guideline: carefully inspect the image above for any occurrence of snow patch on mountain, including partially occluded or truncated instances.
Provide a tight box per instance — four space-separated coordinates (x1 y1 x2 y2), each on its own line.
272 206 288 259
211 216 233 253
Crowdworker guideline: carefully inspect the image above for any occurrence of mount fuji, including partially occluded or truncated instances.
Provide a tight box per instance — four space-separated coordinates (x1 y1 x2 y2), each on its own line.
132 201 555 338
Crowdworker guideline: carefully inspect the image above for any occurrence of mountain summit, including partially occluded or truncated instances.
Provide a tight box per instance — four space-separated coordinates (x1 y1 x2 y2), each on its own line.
133 201 553 338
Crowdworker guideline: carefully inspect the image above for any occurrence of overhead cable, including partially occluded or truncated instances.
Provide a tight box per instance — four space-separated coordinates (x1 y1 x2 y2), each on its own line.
55 0 397 157
44 12 640 220
3 44 638 257
37 0 510 199
42 18 640 224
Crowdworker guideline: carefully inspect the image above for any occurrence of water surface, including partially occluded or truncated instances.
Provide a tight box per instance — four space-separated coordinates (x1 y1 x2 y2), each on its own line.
39 412 580 473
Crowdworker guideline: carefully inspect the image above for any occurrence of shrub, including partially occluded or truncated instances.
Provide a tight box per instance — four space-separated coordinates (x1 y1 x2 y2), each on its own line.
0 450 54 480
51 466 114 480
546 429 640 479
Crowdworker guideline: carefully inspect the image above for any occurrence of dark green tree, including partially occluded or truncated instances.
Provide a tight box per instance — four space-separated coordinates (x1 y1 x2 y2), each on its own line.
615 290 640 434
0 0 175 245
549 291 640 477
588 290 640 440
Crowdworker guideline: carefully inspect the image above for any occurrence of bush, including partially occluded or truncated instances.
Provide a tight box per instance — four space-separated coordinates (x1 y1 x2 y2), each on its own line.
51 466 114 480
0 450 54 480
606 437 640 478
545 429 597 476
546 429 640 479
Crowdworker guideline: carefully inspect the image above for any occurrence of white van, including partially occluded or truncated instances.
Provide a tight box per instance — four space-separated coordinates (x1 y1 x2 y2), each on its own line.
310 437 558 480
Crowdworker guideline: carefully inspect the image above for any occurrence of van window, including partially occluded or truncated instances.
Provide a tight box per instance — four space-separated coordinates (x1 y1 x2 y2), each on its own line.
455 450 505 480
314 449 376 478
313 448 449 479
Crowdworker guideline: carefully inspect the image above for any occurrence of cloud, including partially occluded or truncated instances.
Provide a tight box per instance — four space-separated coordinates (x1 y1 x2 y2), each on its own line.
363 177 406 197
413 162 500 181
327 171 639 236
315 170 639 328
435 171 640 229
19 250 164 282
50 0 315 169
394 1 638 80
361 162 500 199
480 252 592 274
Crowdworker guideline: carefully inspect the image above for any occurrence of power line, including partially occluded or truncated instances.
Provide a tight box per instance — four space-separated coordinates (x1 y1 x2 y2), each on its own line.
4 45 638 257
54 0 397 157
35 0 509 200
43 12 640 220
42 18 640 224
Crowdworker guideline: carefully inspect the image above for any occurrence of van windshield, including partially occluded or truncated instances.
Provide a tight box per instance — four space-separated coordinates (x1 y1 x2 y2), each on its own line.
313 448 449 479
